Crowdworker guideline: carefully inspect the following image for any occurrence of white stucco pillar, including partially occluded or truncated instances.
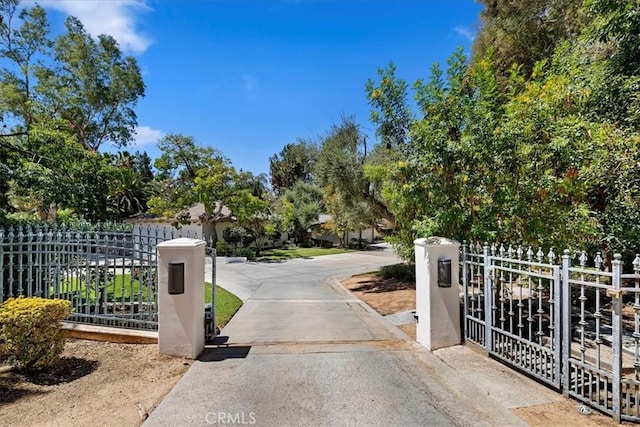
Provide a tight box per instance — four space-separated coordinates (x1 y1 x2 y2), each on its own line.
414 237 461 351
157 238 205 359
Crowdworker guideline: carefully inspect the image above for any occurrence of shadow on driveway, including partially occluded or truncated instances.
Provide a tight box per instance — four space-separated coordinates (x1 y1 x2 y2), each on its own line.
199 337 251 362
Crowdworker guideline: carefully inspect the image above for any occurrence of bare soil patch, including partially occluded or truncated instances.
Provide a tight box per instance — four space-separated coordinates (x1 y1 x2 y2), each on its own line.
341 272 621 427
397 323 416 340
341 273 415 316
0 339 189 427
514 400 620 426
341 273 416 341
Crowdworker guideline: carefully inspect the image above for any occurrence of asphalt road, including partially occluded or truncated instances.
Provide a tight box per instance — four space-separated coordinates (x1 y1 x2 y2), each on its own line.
144 245 526 427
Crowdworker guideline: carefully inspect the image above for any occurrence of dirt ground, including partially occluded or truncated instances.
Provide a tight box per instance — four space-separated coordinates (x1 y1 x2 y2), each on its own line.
0 340 189 427
341 273 621 427
341 274 416 317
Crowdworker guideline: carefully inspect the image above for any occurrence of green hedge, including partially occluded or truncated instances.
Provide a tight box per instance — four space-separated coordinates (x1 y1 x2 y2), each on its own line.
379 263 415 282
0 297 73 370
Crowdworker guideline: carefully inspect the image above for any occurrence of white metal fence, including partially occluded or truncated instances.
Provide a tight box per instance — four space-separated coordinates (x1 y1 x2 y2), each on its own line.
462 242 640 423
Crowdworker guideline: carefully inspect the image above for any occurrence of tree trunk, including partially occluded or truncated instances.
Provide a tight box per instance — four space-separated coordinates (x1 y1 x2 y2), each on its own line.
48 202 58 222
363 192 396 228
201 221 218 246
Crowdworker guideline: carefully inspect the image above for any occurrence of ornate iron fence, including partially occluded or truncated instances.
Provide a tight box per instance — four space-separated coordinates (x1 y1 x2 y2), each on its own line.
562 251 640 423
462 242 561 388
0 222 216 339
462 242 640 423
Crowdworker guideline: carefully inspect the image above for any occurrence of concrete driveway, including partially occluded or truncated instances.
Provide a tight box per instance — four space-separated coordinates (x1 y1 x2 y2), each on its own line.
209 244 399 302
144 245 527 426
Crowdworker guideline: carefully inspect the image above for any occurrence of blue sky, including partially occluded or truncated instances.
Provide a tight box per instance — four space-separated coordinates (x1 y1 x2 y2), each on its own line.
40 0 483 176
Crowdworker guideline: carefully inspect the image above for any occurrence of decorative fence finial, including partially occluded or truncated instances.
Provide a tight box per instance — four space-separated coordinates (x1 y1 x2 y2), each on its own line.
633 254 640 274
579 250 588 267
594 252 603 270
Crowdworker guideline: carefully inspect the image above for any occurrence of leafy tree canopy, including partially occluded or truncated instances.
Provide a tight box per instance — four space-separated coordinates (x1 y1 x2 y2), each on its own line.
269 140 317 195
366 0 640 261
0 0 148 223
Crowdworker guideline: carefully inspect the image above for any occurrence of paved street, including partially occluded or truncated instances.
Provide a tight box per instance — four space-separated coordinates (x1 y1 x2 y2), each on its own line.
145 246 528 426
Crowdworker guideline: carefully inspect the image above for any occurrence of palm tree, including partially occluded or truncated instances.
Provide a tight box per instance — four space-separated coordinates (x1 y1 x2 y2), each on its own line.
108 168 151 218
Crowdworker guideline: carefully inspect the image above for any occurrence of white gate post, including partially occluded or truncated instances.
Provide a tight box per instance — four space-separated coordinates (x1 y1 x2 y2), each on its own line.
414 237 461 351
157 238 206 359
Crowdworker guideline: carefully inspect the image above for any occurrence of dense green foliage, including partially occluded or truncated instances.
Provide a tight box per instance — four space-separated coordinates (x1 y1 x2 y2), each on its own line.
0 1 149 223
5 0 638 263
280 180 324 244
365 0 640 260
473 0 585 87
269 140 317 195
313 117 388 245
379 263 415 282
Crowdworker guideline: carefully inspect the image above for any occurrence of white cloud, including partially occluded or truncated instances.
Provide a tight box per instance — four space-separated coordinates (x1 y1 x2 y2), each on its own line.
454 25 475 42
242 74 258 92
45 1 152 54
132 125 164 146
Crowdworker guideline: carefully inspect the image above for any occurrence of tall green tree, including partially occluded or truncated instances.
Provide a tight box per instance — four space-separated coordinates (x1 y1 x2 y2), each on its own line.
269 140 316 194
365 0 640 261
473 0 584 85
0 2 146 221
0 0 50 133
280 181 323 245
315 116 393 229
0 1 49 219
149 134 238 244
365 62 412 150
36 16 145 152
226 189 272 255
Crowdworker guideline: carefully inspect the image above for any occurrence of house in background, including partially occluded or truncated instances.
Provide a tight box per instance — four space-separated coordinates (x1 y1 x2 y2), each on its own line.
127 202 289 249
309 214 392 247
126 202 235 243
128 205 391 249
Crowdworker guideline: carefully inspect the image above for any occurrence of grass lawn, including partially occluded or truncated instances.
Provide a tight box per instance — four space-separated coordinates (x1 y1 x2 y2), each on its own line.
55 273 152 302
205 282 242 328
57 274 242 328
258 246 352 261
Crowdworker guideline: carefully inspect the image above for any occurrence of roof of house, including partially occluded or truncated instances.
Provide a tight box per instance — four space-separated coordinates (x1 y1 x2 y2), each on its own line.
311 214 333 226
187 202 233 222
126 202 234 224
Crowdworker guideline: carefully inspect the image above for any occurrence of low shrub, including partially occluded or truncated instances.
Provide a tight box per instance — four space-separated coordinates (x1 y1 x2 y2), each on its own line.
223 226 255 248
379 263 415 282
348 238 367 249
216 240 231 256
232 247 256 260
0 296 73 370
